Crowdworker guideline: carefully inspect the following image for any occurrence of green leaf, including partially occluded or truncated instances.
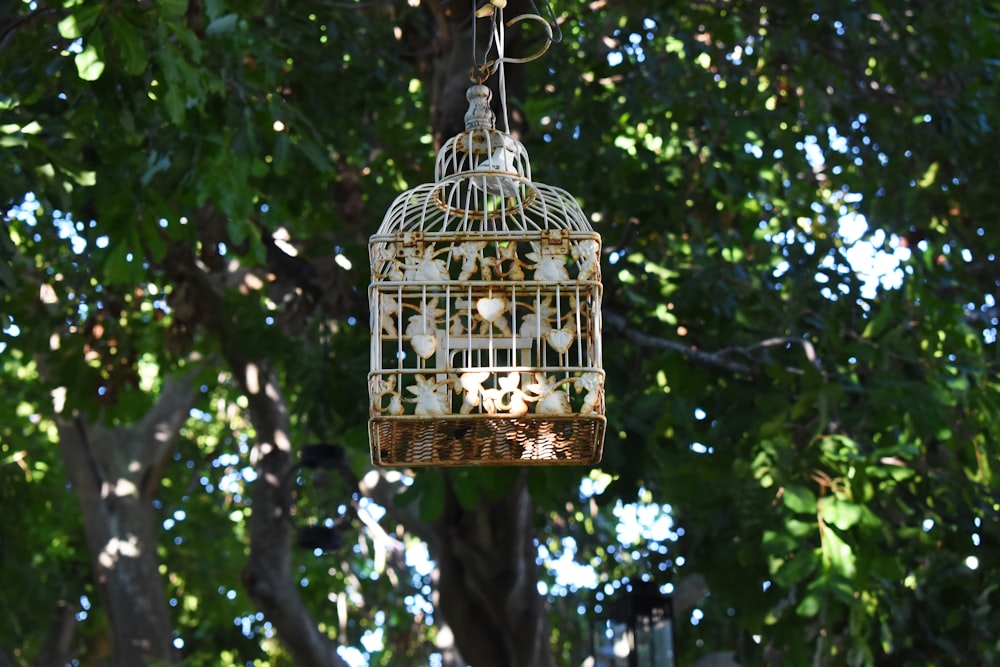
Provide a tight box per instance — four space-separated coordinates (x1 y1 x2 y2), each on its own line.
74 40 105 82
142 152 171 186
782 485 817 514
108 17 149 76
418 478 444 522
163 84 186 124
158 0 188 18
820 497 863 531
57 4 105 39
786 518 817 537
773 548 820 586
796 590 822 617
298 139 332 173
165 21 202 62
103 240 135 285
57 15 81 40
762 529 798 556
862 302 896 339
140 224 168 263
205 13 238 37
226 217 247 247
479 468 517 500
272 132 291 176
250 159 268 178
821 525 856 578
450 473 480 509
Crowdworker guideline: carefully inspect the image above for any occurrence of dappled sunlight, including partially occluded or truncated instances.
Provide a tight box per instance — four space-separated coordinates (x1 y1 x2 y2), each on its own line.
244 363 260 395
830 214 911 299
101 477 139 500
153 423 173 443
274 427 291 452
240 269 265 293
265 379 282 403
50 386 67 413
97 535 141 569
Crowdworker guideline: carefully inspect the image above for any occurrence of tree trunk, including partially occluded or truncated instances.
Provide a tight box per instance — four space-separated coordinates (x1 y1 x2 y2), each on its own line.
56 374 197 667
231 357 350 667
359 468 554 667
433 472 553 667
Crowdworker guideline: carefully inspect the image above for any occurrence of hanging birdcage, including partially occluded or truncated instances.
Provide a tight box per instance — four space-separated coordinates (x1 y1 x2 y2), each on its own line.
367 9 604 466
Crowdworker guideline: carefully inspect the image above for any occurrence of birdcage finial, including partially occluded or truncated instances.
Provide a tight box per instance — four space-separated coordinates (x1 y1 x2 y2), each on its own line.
464 84 495 131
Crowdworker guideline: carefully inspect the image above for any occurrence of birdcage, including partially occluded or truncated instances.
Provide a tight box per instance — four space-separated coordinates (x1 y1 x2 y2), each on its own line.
368 82 604 466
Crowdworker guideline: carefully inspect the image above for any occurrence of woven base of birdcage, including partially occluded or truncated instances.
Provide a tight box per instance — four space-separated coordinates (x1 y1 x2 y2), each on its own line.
370 415 605 467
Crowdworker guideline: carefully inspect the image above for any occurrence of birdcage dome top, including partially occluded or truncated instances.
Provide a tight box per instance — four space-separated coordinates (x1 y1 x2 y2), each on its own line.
434 84 532 183
372 85 593 239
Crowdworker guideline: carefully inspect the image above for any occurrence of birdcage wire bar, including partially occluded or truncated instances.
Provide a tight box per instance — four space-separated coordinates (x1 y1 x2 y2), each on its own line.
368 85 605 466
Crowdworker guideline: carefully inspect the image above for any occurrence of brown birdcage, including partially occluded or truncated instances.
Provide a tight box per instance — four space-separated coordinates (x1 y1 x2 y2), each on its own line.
368 84 605 466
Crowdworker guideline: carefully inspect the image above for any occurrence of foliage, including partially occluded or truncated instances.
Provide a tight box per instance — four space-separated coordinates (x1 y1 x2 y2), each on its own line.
2 0 998 665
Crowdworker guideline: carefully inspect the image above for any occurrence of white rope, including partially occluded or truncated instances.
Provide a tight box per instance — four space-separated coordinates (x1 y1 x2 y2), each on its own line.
494 7 510 133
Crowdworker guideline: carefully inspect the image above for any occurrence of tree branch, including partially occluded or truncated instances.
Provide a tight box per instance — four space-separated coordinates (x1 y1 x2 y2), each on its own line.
34 597 80 667
135 367 202 498
358 470 441 553
603 309 755 374
0 7 62 53
603 309 821 376
68 414 105 501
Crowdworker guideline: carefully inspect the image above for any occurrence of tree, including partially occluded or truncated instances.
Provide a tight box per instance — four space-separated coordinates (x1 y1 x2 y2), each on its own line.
2 0 998 665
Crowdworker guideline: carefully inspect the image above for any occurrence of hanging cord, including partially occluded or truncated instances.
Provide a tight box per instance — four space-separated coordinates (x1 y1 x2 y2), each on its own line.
495 6 510 133
470 0 496 83
470 0 556 130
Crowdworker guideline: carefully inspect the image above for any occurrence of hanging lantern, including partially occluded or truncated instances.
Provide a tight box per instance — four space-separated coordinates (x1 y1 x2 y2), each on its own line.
591 581 676 667
368 8 605 466
293 444 349 552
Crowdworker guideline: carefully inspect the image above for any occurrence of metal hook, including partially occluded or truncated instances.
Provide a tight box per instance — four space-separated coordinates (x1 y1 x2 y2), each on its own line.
501 13 553 64
529 0 562 44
